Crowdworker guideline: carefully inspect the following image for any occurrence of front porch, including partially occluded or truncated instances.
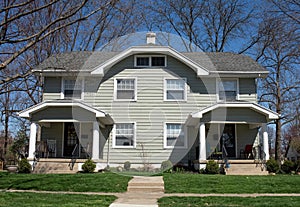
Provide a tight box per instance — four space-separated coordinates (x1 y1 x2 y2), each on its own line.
187 102 279 172
18 100 114 170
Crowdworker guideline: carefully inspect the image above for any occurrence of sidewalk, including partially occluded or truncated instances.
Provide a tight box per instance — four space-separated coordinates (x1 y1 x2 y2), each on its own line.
3 176 300 207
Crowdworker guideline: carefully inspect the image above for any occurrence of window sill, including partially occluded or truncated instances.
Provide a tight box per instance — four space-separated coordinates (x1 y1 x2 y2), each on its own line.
112 146 136 149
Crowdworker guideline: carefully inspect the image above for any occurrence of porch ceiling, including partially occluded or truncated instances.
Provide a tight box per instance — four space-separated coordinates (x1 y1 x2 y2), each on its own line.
188 102 279 125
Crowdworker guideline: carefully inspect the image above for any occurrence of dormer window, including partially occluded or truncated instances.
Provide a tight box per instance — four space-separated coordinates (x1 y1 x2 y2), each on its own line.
62 78 83 99
135 55 166 67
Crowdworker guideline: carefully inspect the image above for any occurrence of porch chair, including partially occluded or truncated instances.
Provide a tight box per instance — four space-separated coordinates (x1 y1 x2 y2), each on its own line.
240 144 253 159
47 139 56 158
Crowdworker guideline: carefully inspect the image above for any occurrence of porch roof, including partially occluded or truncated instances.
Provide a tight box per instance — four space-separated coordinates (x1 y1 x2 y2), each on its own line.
188 102 279 125
18 99 114 125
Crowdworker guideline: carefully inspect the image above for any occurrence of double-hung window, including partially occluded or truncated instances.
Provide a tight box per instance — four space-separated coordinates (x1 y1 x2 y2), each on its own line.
218 79 238 101
165 78 186 101
164 123 186 148
114 123 135 148
115 78 136 101
63 79 83 99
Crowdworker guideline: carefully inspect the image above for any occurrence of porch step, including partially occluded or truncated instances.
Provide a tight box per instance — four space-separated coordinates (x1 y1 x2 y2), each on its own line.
127 176 164 193
33 161 78 174
225 163 268 175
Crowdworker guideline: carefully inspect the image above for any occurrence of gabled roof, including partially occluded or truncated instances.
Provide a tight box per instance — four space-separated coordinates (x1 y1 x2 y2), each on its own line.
33 45 267 77
91 46 209 76
18 99 110 119
191 102 279 120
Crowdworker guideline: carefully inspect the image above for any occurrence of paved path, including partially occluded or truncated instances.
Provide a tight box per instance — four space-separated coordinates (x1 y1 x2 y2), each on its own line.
109 176 164 207
3 175 300 207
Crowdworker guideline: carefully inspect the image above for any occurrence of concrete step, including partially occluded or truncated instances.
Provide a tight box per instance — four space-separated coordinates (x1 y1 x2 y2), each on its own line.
33 161 77 174
127 176 164 193
127 186 164 193
128 182 164 187
225 163 267 175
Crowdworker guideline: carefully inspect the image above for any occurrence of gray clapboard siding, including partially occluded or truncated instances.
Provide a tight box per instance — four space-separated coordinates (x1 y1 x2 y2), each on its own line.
41 53 259 165
94 55 217 164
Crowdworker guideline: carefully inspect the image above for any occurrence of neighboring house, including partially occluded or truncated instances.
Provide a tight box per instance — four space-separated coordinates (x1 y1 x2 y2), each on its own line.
19 33 279 172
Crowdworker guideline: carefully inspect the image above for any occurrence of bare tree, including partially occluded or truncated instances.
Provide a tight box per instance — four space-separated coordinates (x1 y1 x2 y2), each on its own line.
0 0 118 83
269 0 300 24
256 14 300 162
144 0 255 52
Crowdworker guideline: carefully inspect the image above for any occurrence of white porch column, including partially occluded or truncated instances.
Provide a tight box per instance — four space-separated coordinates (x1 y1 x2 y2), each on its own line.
28 122 37 160
262 124 270 161
92 122 100 160
199 122 206 169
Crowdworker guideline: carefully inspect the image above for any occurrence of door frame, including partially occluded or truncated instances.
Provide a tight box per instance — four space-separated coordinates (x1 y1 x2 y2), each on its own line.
63 122 80 157
218 123 237 158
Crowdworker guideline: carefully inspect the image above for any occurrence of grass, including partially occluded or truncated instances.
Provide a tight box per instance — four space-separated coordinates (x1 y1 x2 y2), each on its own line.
163 173 300 193
0 172 131 192
0 192 116 207
158 196 300 207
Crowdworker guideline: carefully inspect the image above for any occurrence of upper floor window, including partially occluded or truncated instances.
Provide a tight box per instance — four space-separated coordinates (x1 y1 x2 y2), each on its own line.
218 79 238 101
135 55 166 67
164 123 186 148
165 78 186 101
115 78 136 101
62 78 83 99
113 123 136 148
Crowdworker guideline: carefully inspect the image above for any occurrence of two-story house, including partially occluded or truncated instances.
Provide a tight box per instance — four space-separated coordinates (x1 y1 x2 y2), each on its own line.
19 33 279 174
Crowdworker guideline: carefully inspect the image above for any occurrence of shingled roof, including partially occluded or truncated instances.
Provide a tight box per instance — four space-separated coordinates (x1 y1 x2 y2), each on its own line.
34 50 266 74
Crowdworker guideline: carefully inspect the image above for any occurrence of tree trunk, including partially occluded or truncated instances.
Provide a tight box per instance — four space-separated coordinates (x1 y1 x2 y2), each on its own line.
275 119 282 163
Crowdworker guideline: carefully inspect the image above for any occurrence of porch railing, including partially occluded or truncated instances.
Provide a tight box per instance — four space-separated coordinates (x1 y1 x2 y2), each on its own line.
32 142 41 172
253 145 266 171
68 144 78 170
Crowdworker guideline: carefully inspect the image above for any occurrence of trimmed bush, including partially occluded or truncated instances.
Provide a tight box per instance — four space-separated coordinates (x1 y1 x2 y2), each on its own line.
266 158 280 173
82 159 96 173
281 160 295 174
205 160 219 174
124 161 131 171
161 160 173 173
18 158 31 173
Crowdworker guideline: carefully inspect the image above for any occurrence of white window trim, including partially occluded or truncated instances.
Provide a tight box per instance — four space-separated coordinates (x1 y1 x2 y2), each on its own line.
134 55 167 67
114 77 137 101
216 78 239 102
61 78 84 100
112 122 136 149
164 78 187 101
164 122 187 149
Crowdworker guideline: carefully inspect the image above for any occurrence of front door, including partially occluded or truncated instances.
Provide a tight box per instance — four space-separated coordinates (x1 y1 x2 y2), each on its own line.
64 122 79 157
220 124 236 158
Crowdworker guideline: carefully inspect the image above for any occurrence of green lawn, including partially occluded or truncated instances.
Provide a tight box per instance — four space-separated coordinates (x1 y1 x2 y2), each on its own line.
163 173 300 193
0 172 131 192
158 196 300 207
0 192 116 207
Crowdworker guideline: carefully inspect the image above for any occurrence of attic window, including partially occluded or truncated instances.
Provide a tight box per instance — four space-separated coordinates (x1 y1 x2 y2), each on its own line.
135 55 166 67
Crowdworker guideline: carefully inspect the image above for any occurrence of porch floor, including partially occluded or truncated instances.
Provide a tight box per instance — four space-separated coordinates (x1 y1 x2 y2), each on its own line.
197 159 268 175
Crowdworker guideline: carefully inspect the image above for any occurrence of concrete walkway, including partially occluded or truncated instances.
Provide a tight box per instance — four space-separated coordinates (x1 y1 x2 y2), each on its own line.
109 176 164 207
